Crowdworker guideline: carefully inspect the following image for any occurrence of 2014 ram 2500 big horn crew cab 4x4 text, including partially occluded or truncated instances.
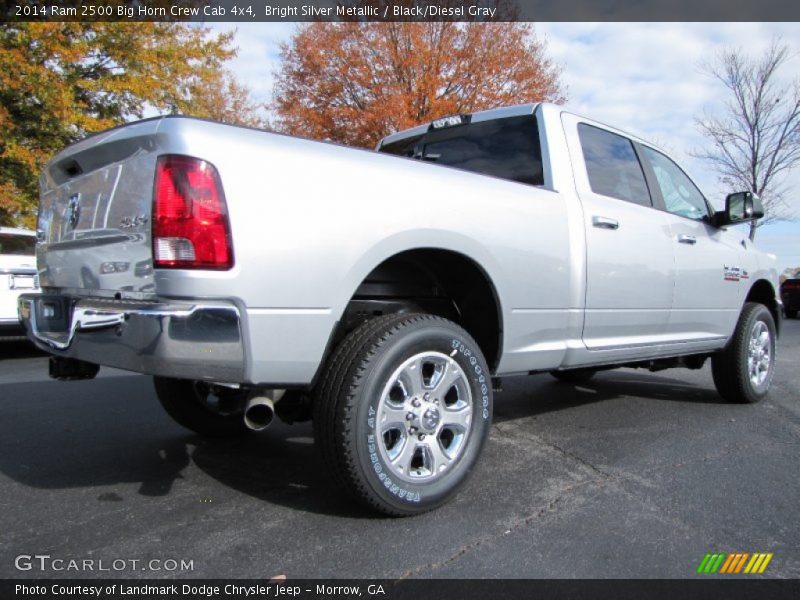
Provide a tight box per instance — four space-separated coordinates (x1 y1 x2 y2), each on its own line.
19 103 781 515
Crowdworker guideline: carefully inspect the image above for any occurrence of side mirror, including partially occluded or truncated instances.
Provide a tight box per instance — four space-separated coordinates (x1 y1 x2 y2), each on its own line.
713 191 764 227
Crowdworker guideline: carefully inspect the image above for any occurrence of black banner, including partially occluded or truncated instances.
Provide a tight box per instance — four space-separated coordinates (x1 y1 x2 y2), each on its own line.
1 0 799 22
4 579 800 600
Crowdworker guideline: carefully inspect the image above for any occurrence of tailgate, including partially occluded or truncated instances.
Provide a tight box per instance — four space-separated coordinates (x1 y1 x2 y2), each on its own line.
37 119 165 294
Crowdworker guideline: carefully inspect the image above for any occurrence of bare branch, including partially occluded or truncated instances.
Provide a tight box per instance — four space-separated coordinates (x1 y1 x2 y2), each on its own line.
694 38 800 240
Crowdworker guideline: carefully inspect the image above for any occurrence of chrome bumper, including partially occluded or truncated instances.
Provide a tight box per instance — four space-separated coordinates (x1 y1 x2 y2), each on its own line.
18 294 245 382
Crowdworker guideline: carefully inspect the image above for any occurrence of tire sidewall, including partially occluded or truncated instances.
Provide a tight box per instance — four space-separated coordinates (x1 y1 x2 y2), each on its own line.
352 322 492 513
738 305 777 401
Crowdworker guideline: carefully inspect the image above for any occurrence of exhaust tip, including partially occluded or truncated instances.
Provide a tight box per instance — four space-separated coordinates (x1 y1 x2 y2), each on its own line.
244 396 275 431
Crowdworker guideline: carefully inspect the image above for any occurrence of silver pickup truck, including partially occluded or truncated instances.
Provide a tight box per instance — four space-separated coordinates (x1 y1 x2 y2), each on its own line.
18 103 781 515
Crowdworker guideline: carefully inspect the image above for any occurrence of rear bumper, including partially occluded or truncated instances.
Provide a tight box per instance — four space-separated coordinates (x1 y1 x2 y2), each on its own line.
17 294 245 383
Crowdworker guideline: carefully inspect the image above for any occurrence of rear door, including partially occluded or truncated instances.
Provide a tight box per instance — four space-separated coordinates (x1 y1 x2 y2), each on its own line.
562 114 676 354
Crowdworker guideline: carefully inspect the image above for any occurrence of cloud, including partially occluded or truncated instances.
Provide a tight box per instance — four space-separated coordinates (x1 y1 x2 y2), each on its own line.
218 21 799 262
207 22 296 116
537 23 800 220
537 23 800 262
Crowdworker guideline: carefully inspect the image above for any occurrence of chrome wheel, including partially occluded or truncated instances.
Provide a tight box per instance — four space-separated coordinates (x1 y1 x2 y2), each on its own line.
377 351 473 483
747 320 771 388
314 313 493 514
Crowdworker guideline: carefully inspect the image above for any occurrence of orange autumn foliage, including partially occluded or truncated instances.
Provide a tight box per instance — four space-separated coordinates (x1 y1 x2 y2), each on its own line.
0 23 265 227
273 22 566 149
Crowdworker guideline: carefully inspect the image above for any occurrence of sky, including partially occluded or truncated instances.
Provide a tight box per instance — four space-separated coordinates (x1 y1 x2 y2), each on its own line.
210 22 800 274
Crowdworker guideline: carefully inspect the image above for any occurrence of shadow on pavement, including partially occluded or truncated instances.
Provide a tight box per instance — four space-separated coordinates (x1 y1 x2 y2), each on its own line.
0 340 44 360
0 375 375 518
190 429 377 518
494 370 726 424
0 367 724 518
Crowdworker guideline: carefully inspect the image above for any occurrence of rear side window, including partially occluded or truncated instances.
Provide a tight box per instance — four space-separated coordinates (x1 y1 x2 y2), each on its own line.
578 123 651 207
379 115 544 186
0 233 36 255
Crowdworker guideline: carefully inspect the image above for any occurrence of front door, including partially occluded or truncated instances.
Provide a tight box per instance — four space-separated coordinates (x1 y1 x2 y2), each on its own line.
638 145 745 343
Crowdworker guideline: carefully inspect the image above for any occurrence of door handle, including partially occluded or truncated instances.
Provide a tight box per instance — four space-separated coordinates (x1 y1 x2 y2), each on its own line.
678 234 697 245
592 216 619 230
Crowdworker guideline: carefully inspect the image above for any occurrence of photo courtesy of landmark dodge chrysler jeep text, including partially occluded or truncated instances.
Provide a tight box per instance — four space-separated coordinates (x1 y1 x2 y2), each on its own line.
18 103 781 515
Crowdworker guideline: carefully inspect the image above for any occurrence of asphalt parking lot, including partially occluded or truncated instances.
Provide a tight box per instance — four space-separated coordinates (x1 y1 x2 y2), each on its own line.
1 320 798 580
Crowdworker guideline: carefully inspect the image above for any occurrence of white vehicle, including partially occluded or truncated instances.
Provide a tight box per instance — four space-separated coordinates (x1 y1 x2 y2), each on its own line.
1 227 39 339
19 104 781 514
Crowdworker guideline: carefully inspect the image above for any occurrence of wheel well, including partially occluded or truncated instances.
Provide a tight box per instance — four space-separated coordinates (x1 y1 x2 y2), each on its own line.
746 279 780 335
335 249 502 370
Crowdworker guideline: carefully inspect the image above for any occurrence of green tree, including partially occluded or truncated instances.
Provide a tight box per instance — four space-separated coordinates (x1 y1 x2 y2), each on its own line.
0 23 265 226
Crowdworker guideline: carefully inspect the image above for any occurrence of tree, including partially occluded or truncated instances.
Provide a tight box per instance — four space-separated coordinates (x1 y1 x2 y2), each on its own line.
694 40 800 240
272 21 565 149
0 23 266 227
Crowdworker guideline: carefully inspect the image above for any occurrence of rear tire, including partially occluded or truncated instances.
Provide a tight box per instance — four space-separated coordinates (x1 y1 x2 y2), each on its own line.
153 377 248 437
786 309 797 319
711 302 776 404
550 369 597 383
313 313 493 516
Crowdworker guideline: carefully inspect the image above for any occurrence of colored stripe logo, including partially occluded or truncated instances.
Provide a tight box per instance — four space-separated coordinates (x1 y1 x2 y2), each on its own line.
697 552 773 574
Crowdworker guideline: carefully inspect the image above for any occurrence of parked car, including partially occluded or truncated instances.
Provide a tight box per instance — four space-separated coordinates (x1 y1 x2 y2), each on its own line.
1 227 39 339
18 103 781 515
781 271 800 318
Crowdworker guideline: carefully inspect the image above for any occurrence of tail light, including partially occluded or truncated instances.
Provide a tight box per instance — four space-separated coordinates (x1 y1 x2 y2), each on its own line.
152 155 233 270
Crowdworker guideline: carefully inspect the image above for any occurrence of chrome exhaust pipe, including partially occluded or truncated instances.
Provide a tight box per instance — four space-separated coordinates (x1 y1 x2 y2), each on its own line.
243 390 285 431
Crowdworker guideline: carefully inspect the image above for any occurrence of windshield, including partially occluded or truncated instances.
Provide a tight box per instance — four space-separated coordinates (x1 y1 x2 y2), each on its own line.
0 233 36 256
379 115 544 186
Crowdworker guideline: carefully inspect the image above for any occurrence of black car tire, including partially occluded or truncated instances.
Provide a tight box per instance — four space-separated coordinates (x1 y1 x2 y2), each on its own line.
711 302 777 404
313 313 493 516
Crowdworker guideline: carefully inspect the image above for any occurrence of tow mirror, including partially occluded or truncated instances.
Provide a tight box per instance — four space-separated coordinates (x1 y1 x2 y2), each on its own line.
713 191 764 227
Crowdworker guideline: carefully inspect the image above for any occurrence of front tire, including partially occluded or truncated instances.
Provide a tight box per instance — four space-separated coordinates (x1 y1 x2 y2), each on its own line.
711 302 777 404
313 313 493 516
154 377 249 437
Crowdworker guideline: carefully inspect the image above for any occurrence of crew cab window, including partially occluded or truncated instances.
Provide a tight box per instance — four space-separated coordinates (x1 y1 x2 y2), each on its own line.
578 124 651 207
379 115 544 186
641 146 709 220
0 233 36 255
